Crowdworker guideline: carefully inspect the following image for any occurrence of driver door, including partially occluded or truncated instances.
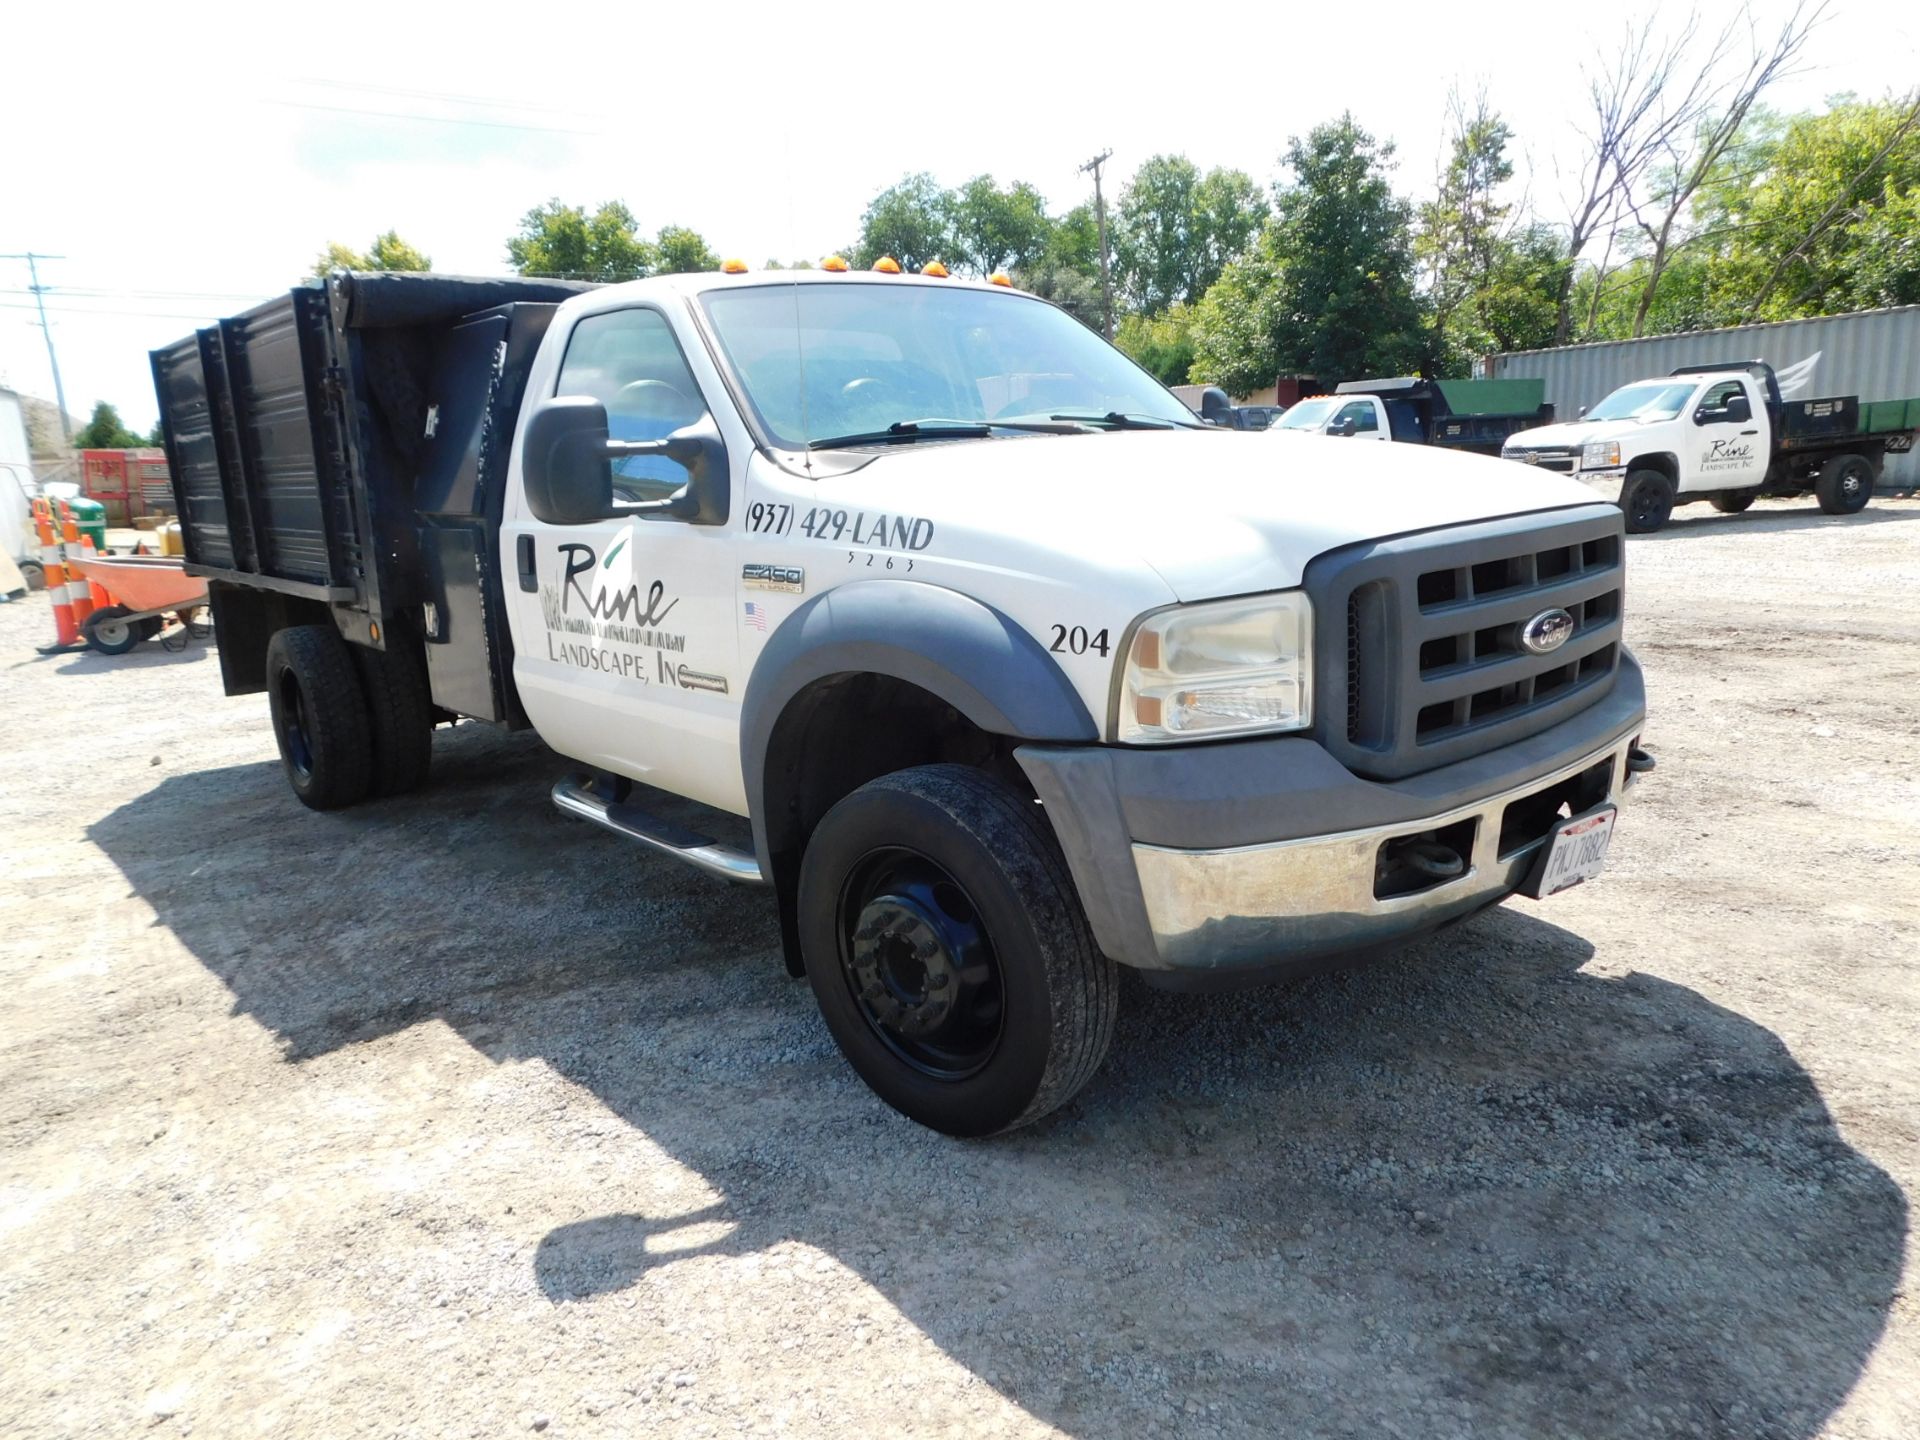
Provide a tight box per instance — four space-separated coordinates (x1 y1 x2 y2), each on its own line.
502 304 745 813
1685 378 1768 493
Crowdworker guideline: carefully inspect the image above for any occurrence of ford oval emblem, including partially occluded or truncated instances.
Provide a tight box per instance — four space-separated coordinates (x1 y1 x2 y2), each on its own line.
1521 608 1575 655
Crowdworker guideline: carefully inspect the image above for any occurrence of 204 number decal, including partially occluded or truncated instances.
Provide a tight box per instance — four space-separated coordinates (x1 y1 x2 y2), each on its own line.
1048 624 1110 657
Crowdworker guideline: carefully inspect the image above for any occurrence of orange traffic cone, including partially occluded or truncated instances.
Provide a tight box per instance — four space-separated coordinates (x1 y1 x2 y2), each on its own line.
56 501 94 633
33 500 79 650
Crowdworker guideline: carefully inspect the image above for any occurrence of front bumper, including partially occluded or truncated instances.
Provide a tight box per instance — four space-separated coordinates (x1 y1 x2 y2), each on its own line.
1016 654 1647 983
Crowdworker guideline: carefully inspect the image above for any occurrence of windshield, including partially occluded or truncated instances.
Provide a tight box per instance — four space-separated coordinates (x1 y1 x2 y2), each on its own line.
1274 397 1340 430
1585 382 1698 422
699 282 1197 448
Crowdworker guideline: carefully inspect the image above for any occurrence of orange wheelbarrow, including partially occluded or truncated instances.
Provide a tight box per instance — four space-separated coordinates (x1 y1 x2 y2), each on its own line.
66 555 211 655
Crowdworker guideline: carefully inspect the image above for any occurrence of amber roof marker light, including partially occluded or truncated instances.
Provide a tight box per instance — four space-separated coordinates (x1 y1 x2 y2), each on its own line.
921 261 949 278
873 256 903 274
720 257 749 274
822 255 850 272
988 272 1013 287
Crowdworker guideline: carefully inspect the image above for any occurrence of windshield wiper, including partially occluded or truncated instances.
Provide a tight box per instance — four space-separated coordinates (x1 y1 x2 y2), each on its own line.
1048 411 1203 430
809 417 1087 451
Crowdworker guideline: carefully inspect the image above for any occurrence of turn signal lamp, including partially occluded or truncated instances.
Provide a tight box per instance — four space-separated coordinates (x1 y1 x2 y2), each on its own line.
874 255 903 274
921 261 949 278
988 271 1012 287
822 255 850 272
720 257 749 274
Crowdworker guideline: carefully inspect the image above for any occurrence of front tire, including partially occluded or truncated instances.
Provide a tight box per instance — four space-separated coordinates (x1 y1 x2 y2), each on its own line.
1620 469 1675 533
266 626 373 811
797 765 1118 1136
1816 454 1873 515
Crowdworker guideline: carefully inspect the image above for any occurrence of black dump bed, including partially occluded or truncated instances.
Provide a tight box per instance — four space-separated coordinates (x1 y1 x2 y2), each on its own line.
151 272 592 719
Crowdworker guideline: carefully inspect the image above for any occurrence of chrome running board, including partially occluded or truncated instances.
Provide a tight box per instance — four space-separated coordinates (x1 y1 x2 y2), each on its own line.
551 775 767 887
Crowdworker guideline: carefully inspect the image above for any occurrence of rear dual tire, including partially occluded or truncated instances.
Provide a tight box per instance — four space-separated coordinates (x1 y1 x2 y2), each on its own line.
798 765 1117 1137
266 626 433 811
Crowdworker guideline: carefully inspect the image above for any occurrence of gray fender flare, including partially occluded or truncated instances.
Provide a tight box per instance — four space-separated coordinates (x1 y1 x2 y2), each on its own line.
739 579 1097 871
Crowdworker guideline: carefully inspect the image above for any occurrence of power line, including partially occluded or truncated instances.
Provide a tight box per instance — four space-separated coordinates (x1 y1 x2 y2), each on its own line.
0 253 72 442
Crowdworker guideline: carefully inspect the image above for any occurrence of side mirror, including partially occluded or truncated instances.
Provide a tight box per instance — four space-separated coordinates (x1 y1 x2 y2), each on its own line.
1199 386 1234 425
521 396 730 527
1725 397 1751 422
1577 405 1589 419
523 397 615 525
1328 416 1358 438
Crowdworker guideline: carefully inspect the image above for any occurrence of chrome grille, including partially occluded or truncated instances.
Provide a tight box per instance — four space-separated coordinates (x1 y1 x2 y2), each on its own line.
1308 508 1626 781
1504 445 1577 473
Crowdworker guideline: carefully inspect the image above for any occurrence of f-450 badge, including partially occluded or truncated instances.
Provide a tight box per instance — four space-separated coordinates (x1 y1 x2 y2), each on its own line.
743 564 805 593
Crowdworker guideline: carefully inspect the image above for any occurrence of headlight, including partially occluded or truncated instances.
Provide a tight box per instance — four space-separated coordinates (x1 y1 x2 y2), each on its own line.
1581 440 1621 469
1116 592 1312 743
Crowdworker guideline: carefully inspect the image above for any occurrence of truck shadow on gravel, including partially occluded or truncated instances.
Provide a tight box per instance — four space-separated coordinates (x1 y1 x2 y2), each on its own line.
90 721 1906 1439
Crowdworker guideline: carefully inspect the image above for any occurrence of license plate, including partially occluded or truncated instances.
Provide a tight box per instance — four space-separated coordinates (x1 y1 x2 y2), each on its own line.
1529 806 1616 898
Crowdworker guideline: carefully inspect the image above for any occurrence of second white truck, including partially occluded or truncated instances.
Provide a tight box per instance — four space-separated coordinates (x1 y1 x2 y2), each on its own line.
1502 361 1920 533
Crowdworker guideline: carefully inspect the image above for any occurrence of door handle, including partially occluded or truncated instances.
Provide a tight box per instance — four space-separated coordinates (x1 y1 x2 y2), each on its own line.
516 533 537 593
1740 429 1759 435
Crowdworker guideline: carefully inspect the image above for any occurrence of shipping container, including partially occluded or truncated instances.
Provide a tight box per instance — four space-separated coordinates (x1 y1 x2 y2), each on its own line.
1484 305 1920 488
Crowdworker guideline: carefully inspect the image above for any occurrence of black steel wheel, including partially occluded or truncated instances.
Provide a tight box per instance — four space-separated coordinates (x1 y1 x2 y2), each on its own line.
83 605 140 655
1620 469 1675 534
265 625 373 810
839 848 1004 1081
798 765 1118 1136
1710 489 1758 514
1816 454 1874 515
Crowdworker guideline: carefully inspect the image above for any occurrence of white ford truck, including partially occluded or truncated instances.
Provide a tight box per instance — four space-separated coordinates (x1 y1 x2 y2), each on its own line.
1502 361 1920 533
152 267 1651 1135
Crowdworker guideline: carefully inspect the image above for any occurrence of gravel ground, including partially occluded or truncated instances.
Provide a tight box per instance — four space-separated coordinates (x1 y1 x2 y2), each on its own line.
1 497 1915 1439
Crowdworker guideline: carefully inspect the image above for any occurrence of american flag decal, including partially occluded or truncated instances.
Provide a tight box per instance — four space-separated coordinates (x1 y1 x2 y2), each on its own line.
744 602 768 632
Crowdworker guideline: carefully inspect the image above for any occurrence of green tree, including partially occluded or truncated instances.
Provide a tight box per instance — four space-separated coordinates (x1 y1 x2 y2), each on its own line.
507 199 656 281
1188 249 1286 395
654 226 720 275
312 229 431 276
852 173 956 272
1189 116 1429 390
1700 93 1920 321
950 176 1054 276
1114 304 1198 385
1269 116 1429 381
147 420 165 446
72 401 146 450
1114 155 1267 314
1045 203 1102 277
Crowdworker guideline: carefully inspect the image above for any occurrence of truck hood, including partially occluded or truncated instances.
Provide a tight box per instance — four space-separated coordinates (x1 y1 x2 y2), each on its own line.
802 430 1606 601
1506 419 1641 449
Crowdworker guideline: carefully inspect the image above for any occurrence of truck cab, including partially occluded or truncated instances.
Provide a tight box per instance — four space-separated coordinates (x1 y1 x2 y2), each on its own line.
155 267 1653 1137
1503 361 1907 532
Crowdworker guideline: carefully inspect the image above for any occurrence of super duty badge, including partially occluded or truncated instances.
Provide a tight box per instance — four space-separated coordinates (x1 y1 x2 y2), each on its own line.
743 564 805 593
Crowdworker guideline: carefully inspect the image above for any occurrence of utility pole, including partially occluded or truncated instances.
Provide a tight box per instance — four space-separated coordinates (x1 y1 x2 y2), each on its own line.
3 253 72 443
1079 150 1115 341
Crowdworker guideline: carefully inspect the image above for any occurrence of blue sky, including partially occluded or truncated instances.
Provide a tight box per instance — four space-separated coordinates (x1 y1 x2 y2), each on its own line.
4 0 1916 432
